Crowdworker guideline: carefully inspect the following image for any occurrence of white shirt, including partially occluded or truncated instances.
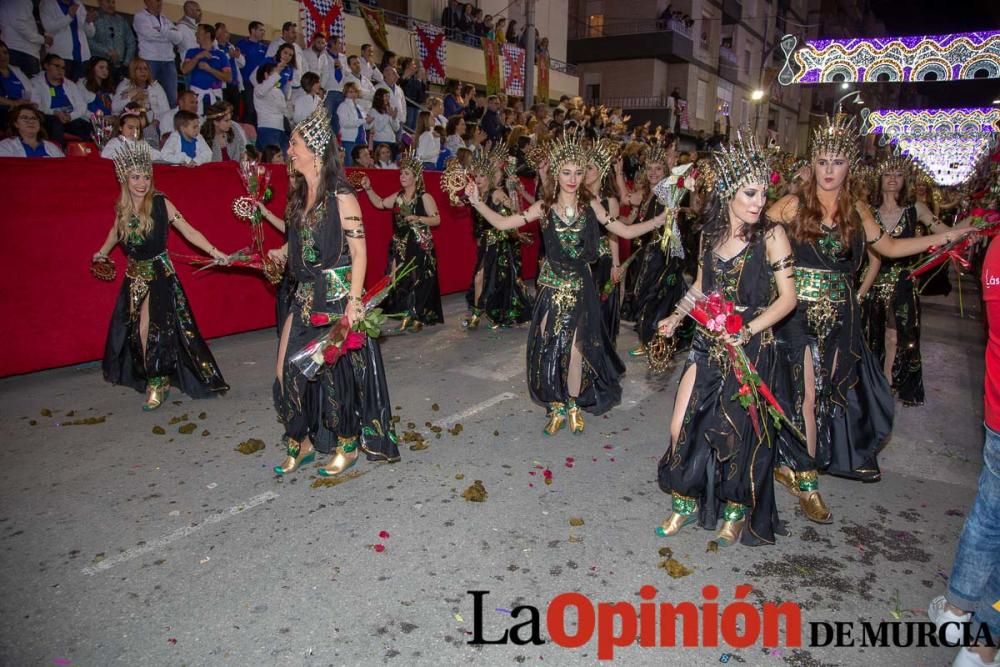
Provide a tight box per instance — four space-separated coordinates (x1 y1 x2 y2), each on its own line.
29 73 87 119
343 71 374 113
159 131 212 165
434 114 448 129
0 136 64 157
300 48 332 80
101 135 162 161
445 134 466 156
375 82 406 125
133 9 182 61
337 98 366 143
253 71 291 131
0 0 45 58
265 39 305 71
360 57 381 85
367 108 400 144
111 79 171 125
322 51 347 93
292 92 322 125
416 131 440 163
175 15 199 59
0 66 32 103
40 0 94 62
375 160 397 169
159 107 202 135
215 40 246 91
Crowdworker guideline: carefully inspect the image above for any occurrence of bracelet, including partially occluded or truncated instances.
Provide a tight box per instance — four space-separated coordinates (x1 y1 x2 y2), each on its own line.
740 325 753 345
347 295 363 306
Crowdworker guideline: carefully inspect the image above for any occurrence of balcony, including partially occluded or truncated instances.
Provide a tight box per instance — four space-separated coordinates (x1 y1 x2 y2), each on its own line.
718 46 739 84
721 0 742 25
567 19 694 64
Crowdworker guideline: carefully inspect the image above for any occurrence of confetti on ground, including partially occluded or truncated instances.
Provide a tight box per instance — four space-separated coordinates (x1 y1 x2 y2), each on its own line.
40 408 52 417
60 416 107 426
431 403 440 411
198 412 207 419
379 530 390 539
543 469 553 486
167 638 177 645
152 426 166 435
206 483 217 489
448 423 464 435
455 473 465 480
168 414 188 425
569 518 584 527
461 480 487 502
658 546 673 558
659 558 693 578
373 544 385 553
453 613 464 623
235 438 265 454
310 470 366 488
178 423 196 434
706 541 719 553
201 430 210 437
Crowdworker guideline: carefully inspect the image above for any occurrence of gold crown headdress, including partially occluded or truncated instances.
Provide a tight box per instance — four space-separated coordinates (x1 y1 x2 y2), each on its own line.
524 142 548 170
112 140 153 184
398 148 424 179
292 105 334 156
876 152 913 177
470 141 509 178
810 114 861 167
643 143 672 169
711 130 772 199
589 138 619 180
545 130 589 175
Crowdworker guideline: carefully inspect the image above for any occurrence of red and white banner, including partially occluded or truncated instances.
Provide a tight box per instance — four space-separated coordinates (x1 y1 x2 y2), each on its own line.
416 24 447 85
299 0 344 44
502 43 525 98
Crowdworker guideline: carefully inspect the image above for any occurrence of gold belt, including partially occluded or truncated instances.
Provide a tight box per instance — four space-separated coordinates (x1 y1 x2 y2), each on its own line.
537 259 582 292
294 266 353 322
873 265 904 287
126 251 174 281
794 267 847 303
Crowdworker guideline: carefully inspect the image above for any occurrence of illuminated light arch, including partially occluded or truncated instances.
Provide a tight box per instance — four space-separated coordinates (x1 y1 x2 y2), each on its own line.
960 57 1000 80
911 58 952 82
863 59 904 82
819 60 856 82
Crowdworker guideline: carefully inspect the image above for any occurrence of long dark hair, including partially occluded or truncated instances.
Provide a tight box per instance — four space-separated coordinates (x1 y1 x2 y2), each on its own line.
874 170 911 208
699 191 772 252
201 100 235 145
788 163 862 243
372 88 390 114
275 43 297 70
287 134 353 230
84 57 115 94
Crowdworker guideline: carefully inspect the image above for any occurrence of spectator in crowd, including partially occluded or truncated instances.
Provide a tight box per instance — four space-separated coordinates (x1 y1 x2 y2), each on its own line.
259 42 298 98
494 17 507 44
30 54 91 143
322 34 347 134
472 8 486 37
482 15 495 40
88 0 135 80
443 80 464 118
344 54 374 113
265 21 305 72
351 144 375 168
445 114 467 156
133 0 183 107
101 108 161 160
360 43 380 84
441 0 461 33
301 32 332 81
200 100 247 161
0 41 33 131
261 143 283 163
462 84 482 123
112 56 170 128
158 89 200 139
427 96 447 128
0 103 64 157
77 56 114 115
537 36 549 56
253 62 291 155
480 94 503 144
374 143 396 169
375 65 405 129
337 80 367 166
40 0 94 81
366 88 399 159
399 57 426 132
160 109 211 164
292 71 323 124
181 23 231 114
0 0 51 77
454 145 472 169
236 20 267 124
379 50 397 76
213 23 244 111
458 4 474 35
175 0 201 65
505 20 519 44
413 110 439 170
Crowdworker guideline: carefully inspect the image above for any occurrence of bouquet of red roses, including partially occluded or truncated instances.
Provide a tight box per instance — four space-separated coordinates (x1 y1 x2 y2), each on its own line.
909 207 1000 279
677 288 804 442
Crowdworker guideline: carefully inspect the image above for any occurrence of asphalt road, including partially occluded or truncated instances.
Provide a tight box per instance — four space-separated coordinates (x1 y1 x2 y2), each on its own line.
0 287 988 667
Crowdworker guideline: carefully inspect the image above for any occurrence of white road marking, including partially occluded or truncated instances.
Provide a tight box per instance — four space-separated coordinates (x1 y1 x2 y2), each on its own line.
81 491 279 576
455 344 526 381
433 392 519 428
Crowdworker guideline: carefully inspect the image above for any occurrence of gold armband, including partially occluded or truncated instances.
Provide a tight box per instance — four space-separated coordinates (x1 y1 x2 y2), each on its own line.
344 228 366 238
769 254 795 272
866 228 885 246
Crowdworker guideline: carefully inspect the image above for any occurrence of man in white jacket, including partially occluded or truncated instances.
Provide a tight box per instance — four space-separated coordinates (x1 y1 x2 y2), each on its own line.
265 22 305 71
343 55 374 114
39 0 95 81
322 35 348 135
175 1 201 71
0 0 51 76
30 54 91 144
133 0 182 107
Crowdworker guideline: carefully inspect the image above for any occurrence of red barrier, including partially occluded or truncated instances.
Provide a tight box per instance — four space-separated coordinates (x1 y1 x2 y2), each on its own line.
0 158 539 377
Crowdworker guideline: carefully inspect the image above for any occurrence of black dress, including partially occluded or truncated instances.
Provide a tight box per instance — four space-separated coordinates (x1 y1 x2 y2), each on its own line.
657 231 782 546
590 197 622 346
776 221 894 481
527 205 625 414
861 205 924 405
378 192 445 325
273 192 400 461
102 193 228 398
466 189 533 326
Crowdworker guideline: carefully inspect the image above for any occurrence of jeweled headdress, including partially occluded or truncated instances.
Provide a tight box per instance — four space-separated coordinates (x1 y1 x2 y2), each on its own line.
876 152 913 177
397 148 425 191
292 105 334 156
546 130 589 175
524 142 547 170
112 140 152 184
589 138 619 180
810 114 861 166
643 143 672 169
711 131 772 199
471 141 509 178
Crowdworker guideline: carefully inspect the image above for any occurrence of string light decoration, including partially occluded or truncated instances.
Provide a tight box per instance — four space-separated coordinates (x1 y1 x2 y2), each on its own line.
777 31 1000 85
895 135 995 186
863 107 1000 138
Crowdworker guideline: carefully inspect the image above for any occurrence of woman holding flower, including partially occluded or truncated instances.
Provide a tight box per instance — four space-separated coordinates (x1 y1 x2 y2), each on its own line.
655 135 797 546
271 106 399 477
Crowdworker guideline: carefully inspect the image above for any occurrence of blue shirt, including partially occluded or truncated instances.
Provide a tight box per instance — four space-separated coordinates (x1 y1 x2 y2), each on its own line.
260 57 293 93
179 135 197 159
46 78 73 112
236 38 268 87
87 91 112 115
58 1 82 62
0 70 26 100
21 140 49 158
185 47 230 90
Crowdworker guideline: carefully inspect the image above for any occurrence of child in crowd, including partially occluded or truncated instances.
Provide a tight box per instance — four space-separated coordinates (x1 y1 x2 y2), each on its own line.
351 144 375 168
374 143 396 169
160 110 211 165
261 144 284 164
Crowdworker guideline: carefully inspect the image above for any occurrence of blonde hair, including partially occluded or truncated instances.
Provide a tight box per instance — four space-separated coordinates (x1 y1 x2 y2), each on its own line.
114 181 156 241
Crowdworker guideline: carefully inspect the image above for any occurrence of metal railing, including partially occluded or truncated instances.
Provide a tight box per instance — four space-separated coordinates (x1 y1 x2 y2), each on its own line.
592 94 683 109
719 47 738 64
572 18 693 39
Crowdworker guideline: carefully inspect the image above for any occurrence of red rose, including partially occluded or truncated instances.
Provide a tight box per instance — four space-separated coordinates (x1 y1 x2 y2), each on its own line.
676 177 685 189
310 312 332 326
770 171 781 185
344 330 366 350
725 313 743 335
971 207 987 218
323 345 343 365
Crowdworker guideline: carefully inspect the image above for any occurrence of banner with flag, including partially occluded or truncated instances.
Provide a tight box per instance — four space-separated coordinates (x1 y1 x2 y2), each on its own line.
535 52 550 103
501 43 525 98
299 0 344 43
360 6 389 52
482 38 502 96
416 24 447 85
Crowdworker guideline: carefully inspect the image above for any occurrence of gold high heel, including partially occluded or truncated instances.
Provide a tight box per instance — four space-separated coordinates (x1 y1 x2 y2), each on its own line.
273 438 316 475
409 320 423 333
628 344 647 357
463 312 481 329
715 502 746 547
774 465 800 497
398 316 412 332
796 471 833 524
655 494 697 537
567 400 584 434
142 377 170 411
543 402 566 436
318 436 360 477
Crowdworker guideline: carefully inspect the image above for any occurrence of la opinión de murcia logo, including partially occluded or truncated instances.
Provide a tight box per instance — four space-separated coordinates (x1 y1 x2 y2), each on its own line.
466 587 997 660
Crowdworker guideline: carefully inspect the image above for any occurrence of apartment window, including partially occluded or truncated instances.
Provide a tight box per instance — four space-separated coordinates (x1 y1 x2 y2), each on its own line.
587 14 605 37
743 50 751 75
696 79 707 120
700 14 711 49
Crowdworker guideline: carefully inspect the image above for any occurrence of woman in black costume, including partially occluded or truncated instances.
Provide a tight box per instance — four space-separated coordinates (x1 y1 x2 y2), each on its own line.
584 138 624 346
271 106 399 477
94 141 230 410
766 116 975 522
464 133 671 435
462 145 533 329
858 156 951 406
655 135 797 546
359 152 444 332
